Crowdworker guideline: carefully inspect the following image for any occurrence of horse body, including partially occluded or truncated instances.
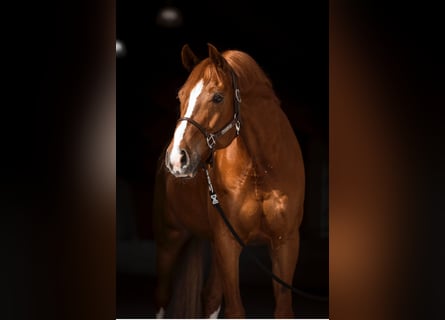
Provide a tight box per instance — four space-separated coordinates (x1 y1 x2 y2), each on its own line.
154 44 305 318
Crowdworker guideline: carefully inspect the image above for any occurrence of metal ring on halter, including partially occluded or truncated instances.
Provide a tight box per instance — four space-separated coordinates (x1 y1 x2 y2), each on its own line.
235 88 242 103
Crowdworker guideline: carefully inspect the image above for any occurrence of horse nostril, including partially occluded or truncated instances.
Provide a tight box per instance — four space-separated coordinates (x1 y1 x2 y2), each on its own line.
180 149 189 168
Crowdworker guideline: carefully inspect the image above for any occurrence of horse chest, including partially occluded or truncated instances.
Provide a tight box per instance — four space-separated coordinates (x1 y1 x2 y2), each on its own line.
166 174 212 237
220 178 289 242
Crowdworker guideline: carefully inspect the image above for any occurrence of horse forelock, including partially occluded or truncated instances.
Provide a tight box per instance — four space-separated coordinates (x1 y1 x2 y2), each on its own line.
179 60 220 97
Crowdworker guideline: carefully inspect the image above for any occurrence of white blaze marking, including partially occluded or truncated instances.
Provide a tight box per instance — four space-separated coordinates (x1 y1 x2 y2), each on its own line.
209 305 221 318
169 79 203 171
156 307 165 319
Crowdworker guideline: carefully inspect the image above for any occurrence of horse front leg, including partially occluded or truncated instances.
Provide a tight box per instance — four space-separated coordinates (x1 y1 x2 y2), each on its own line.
269 229 300 318
212 232 244 318
154 227 189 318
202 247 223 318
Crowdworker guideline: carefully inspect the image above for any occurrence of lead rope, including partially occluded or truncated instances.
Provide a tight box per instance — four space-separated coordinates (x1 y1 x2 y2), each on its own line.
204 168 328 302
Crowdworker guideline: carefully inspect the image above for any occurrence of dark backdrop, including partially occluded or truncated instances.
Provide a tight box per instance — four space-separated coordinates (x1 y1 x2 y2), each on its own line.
117 1 328 318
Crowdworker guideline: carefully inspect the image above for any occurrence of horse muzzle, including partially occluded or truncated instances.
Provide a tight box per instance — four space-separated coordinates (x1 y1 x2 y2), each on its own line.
165 148 199 178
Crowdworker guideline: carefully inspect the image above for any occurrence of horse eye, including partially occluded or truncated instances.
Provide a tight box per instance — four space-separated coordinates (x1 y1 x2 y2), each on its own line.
212 93 224 103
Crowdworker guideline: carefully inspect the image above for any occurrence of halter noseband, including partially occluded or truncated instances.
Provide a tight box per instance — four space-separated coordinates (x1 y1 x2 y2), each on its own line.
177 69 241 154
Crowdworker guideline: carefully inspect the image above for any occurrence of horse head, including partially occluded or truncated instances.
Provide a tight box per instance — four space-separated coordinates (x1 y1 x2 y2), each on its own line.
165 43 241 178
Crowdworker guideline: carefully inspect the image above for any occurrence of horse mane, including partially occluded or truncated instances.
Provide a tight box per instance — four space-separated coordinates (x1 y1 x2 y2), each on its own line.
222 50 274 95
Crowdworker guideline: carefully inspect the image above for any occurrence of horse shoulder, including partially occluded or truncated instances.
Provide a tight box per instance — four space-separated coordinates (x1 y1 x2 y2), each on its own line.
261 188 301 236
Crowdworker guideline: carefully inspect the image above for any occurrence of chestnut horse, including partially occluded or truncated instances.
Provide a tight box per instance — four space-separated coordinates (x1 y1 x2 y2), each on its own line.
153 43 305 318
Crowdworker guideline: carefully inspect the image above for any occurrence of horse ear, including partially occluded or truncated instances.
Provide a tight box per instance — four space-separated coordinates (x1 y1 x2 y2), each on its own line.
181 44 200 72
207 43 228 69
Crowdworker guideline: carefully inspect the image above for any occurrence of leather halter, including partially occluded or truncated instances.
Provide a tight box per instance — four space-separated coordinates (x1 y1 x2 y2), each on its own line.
176 69 241 158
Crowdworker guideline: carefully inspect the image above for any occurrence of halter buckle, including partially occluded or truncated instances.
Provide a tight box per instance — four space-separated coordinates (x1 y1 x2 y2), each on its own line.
206 134 216 149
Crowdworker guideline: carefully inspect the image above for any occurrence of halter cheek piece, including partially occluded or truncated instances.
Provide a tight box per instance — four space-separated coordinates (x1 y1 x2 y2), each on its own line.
177 70 241 160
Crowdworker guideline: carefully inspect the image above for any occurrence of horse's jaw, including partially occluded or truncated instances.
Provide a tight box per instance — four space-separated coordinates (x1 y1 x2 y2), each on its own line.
167 168 197 179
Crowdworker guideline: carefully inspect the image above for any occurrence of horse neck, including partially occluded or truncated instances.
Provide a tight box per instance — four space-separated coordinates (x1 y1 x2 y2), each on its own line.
236 92 294 172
